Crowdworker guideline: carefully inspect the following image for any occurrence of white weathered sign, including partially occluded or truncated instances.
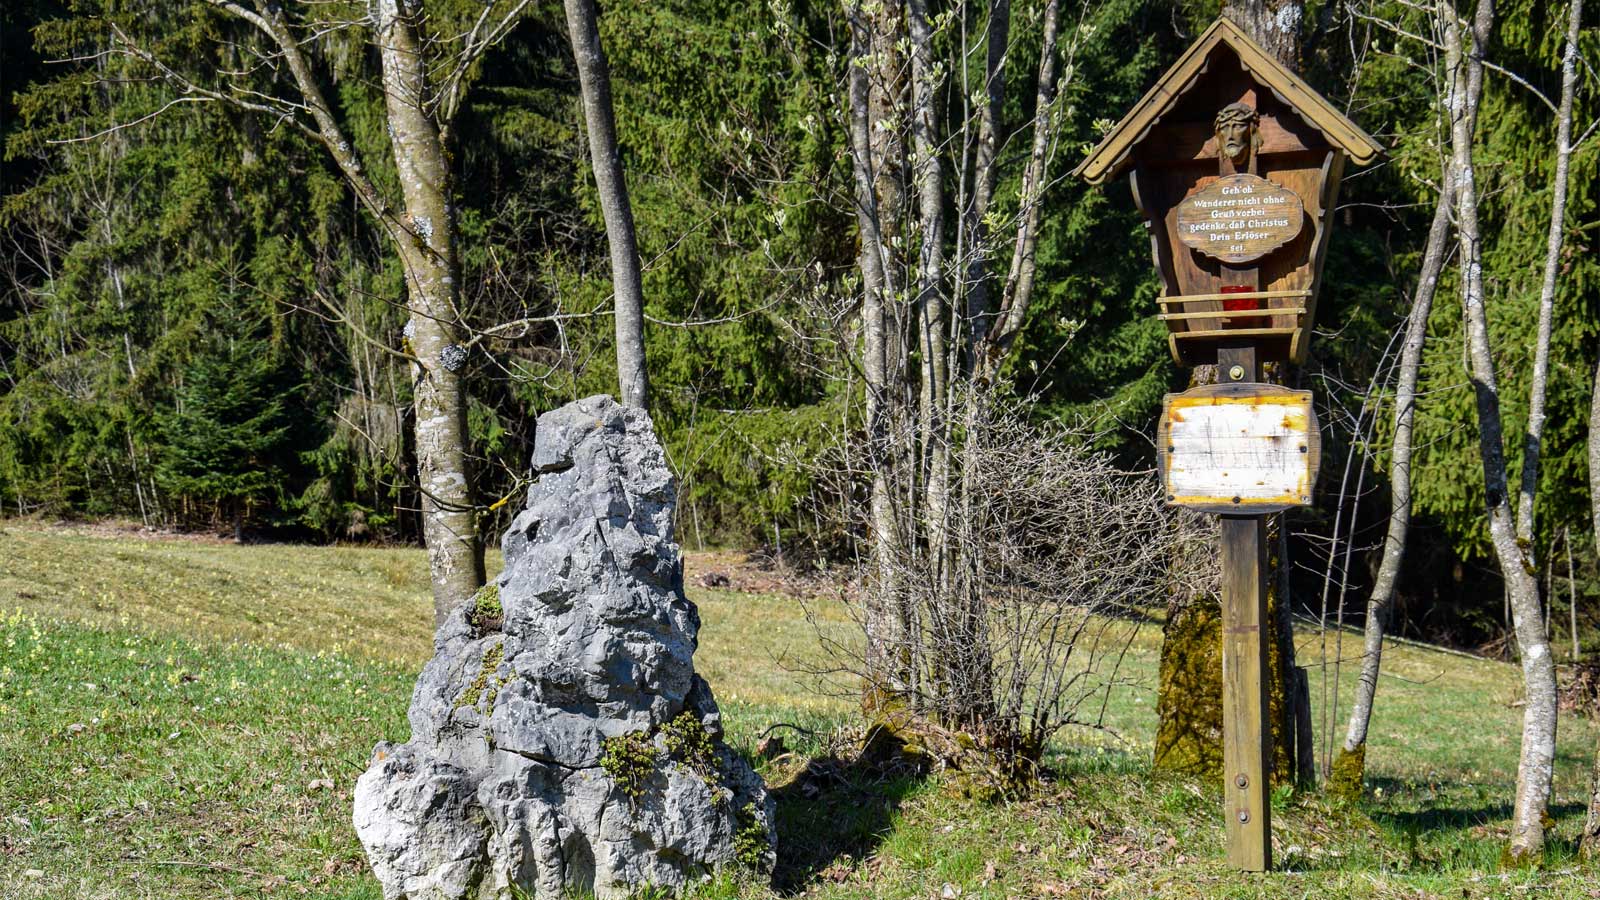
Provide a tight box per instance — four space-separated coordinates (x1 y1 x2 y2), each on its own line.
1157 384 1319 514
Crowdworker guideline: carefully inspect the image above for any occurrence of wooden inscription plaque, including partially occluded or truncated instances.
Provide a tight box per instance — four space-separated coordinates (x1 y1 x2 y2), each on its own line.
1157 383 1320 515
1175 174 1305 264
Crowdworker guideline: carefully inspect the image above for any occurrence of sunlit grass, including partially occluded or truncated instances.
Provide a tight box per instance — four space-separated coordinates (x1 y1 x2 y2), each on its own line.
1 521 1596 898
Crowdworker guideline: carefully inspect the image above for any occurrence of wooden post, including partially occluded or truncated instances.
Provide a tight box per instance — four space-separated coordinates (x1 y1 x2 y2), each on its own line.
1072 17 1383 873
1217 341 1272 871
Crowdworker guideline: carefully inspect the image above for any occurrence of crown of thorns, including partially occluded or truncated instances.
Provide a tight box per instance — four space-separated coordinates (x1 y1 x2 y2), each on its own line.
1215 103 1260 129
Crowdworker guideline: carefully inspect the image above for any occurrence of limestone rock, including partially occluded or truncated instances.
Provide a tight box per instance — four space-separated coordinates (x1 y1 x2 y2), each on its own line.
354 396 775 899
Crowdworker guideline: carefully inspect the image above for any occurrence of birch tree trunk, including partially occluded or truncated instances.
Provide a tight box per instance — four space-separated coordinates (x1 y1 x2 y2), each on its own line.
1222 0 1300 66
1330 177 1454 798
1584 740 1600 858
1444 0 1557 861
565 0 649 410
372 0 486 624
984 0 1060 377
963 0 1010 359
1587 242 1600 861
848 0 909 707
1514 0 1582 550
906 0 949 578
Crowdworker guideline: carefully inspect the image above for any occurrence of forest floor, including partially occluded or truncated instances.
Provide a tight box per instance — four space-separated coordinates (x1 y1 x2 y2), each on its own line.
1 520 1598 899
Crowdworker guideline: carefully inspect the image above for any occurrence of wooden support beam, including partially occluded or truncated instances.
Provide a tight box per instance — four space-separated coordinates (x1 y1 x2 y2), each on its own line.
1217 342 1272 872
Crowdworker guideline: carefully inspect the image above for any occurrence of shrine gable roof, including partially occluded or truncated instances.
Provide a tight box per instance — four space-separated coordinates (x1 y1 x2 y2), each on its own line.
1071 18 1384 185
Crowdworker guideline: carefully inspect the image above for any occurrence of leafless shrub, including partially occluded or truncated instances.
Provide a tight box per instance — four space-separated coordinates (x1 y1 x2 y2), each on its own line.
797 388 1212 770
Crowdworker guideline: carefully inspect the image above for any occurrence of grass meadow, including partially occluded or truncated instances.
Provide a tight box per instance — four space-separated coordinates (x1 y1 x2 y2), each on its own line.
1 521 1597 898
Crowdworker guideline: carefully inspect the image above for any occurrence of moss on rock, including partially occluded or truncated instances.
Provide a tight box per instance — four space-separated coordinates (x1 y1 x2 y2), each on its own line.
600 729 660 806
454 642 507 712
467 584 503 632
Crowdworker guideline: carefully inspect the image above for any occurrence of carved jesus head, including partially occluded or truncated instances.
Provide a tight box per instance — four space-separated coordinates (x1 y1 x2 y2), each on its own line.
1214 103 1260 164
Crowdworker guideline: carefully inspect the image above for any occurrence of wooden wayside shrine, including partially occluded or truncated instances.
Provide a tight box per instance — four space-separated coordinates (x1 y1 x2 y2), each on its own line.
1072 17 1382 368
1072 17 1381 873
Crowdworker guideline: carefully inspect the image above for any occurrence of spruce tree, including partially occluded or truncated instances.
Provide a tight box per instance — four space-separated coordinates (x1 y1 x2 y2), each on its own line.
155 329 295 541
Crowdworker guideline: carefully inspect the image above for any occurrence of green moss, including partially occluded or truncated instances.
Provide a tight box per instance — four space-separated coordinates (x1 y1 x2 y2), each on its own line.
468 583 503 631
454 642 507 712
1154 596 1224 779
661 711 721 800
1326 744 1366 804
601 729 660 806
1500 842 1545 869
1154 536 1300 789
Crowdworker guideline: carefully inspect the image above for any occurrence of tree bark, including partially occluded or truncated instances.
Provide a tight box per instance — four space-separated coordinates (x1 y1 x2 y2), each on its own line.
565 0 649 410
1514 0 1582 551
906 0 949 577
984 0 1060 376
373 0 485 624
1584 737 1600 859
1149 0 1306 791
1222 0 1300 66
1444 0 1556 862
964 0 1010 361
848 0 908 707
1331 177 1454 798
1588 243 1600 861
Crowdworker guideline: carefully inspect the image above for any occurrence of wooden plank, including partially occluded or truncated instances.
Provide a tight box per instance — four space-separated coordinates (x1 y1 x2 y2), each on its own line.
1158 307 1305 322
1173 326 1297 340
1159 290 1309 303
1156 383 1319 513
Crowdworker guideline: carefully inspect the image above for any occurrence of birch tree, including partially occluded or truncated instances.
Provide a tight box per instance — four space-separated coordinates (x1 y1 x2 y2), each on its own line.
1444 0 1559 861
1590 311 1600 860
838 0 1101 747
1587 89 1600 859
1586 744 1600 858
564 0 649 410
845 0 911 707
1330 178 1453 798
91 0 541 622
1514 0 1584 556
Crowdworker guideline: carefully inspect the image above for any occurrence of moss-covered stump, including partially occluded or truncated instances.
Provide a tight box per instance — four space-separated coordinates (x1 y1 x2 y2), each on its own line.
1326 743 1366 803
858 712 1040 802
1154 587 1298 788
1155 597 1224 778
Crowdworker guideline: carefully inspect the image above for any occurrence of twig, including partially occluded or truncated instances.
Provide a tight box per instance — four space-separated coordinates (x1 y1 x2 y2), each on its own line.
757 722 821 741
125 857 274 880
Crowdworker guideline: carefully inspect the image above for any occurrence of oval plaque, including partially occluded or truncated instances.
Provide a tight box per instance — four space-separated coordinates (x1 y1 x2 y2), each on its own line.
1175 173 1305 264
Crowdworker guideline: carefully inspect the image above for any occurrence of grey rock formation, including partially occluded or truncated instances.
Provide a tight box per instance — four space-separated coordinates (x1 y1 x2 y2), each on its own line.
354 396 775 899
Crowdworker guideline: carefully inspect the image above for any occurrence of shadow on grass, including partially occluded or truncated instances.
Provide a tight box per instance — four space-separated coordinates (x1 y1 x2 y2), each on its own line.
768 753 926 895
1363 774 1588 834
1329 776 1593 871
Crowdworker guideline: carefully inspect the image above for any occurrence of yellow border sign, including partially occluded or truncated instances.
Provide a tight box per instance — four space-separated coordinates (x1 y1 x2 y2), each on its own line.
1156 383 1320 515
